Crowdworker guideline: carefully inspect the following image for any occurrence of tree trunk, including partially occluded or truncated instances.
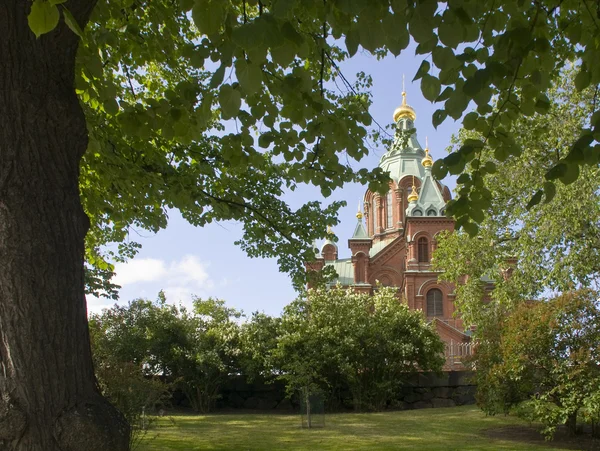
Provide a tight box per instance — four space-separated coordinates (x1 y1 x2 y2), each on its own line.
0 2 129 450
565 410 577 437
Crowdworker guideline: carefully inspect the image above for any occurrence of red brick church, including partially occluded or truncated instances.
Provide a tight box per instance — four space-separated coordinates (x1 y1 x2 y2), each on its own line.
308 91 471 348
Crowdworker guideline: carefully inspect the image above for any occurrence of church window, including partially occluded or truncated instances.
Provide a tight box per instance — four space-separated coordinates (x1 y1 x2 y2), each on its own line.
386 191 393 228
426 289 443 317
373 200 378 231
427 209 437 216
418 237 429 262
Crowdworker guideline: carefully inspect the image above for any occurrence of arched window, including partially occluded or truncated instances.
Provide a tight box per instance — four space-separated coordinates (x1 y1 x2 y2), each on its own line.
426 289 443 317
418 237 429 262
386 191 393 228
373 199 378 232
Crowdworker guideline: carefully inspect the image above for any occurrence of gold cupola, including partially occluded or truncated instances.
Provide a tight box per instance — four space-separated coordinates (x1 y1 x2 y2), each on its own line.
422 137 433 168
407 177 419 203
356 201 363 220
393 91 417 123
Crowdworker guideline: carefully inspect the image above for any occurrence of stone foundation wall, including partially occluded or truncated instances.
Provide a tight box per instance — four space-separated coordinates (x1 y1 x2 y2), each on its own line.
201 371 476 412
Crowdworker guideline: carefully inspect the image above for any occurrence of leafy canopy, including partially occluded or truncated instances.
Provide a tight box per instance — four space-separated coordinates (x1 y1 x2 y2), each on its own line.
276 286 444 410
434 68 600 327
476 290 600 438
27 0 600 295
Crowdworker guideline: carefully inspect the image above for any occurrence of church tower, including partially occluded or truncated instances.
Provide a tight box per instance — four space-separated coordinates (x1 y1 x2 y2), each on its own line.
310 89 470 348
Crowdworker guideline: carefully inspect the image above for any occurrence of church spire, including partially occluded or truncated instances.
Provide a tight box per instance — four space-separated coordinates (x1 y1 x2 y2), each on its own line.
407 176 419 203
422 137 433 168
393 75 417 122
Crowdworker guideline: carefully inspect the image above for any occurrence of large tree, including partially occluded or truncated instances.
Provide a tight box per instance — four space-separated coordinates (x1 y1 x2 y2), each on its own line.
434 69 600 327
2 0 600 448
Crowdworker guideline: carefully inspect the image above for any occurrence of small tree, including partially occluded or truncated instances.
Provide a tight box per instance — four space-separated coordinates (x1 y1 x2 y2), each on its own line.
175 298 243 413
239 312 282 382
478 290 600 438
276 286 445 412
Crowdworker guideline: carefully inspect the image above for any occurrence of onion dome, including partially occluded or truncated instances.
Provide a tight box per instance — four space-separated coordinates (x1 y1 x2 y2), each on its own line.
422 138 433 168
393 91 417 122
407 183 419 203
356 201 363 220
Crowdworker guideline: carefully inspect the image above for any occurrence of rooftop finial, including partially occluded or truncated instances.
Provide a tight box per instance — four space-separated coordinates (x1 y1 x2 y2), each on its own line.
422 137 433 168
356 200 363 220
407 175 419 203
393 77 416 122
327 225 332 234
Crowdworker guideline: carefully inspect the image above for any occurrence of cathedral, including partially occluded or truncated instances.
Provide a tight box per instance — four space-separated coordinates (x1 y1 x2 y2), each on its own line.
307 91 471 348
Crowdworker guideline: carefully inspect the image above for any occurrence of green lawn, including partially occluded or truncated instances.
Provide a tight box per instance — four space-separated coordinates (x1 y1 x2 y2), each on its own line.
137 405 592 450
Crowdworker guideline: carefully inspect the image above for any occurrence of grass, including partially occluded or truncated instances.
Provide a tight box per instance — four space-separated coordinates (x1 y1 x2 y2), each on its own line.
136 405 593 450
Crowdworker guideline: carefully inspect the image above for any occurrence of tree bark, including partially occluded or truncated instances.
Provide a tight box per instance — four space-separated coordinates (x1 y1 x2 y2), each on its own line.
0 2 129 450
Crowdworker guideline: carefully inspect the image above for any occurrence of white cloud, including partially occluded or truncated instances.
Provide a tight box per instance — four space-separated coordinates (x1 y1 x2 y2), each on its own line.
113 258 166 286
111 255 213 307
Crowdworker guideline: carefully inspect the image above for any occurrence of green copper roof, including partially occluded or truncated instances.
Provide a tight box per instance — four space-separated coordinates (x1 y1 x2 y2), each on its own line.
378 117 427 183
325 259 354 286
350 219 369 240
369 236 395 258
406 165 446 217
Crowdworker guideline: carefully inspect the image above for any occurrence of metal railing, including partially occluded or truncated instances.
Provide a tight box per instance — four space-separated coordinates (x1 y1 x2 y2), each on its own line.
444 340 475 370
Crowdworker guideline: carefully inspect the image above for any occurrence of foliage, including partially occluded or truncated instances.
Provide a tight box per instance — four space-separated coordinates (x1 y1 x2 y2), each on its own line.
476 290 600 438
136 406 572 451
238 311 282 381
90 293 244 414
28 0 600 246
89 300 172 448
177 298 243 413
276 286 444 411
93 362 170 450
434 69 600 328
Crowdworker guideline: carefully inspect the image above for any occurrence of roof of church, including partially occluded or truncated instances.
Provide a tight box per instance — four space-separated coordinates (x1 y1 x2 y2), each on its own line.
350 219 369 240
324 259 354 286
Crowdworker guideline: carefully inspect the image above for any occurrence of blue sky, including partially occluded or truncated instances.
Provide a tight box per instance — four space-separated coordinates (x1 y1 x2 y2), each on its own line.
87 47 461 317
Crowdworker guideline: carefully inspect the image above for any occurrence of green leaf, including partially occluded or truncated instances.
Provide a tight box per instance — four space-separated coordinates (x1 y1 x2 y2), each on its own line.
192 0 226 36
236 60 263 95
535 94 551 113
413 60 430 81
470 207 485 223
463 112 478 130
463 221 479 237
574 69 591 91
218 84 241 119
438 21 462 48
271 44 296 66
543 181 556 204
210 65 226 89
258 132 276 148
559 162 580 185
62 7 84 38
432 109 447 128
526 189 543 210
345 29 360 57
432 160 448 180
421 75 441 102
28 0 60 38
483 161 497 174
544 163 567 180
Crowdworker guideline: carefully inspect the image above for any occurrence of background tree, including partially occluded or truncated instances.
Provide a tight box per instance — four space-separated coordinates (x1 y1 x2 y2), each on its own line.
4 0 600 446
238 312 282 382
276 286 444 411
434 68 600 328
177 298 243 413
479 290 600 438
